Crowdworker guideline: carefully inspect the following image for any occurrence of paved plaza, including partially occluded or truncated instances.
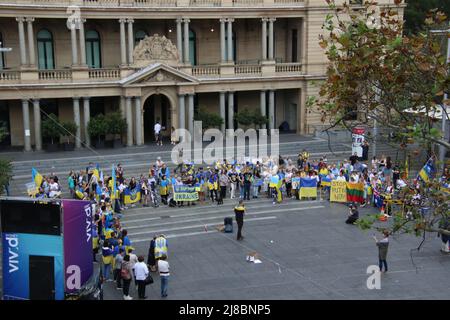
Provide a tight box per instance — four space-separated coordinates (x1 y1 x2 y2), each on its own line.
99 197 450 300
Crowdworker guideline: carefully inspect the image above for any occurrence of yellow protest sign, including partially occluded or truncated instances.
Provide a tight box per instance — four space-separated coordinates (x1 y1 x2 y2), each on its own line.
330 180 347 203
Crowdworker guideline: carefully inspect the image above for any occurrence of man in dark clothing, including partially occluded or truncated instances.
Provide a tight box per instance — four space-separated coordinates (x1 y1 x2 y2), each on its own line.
350 152 359 166
234 200 246 241
345 204 359 224
362 141 369 161
374 231 390 272
243 171 252 201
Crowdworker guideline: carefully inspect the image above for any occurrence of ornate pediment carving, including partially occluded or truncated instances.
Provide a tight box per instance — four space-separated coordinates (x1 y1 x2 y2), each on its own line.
139 70 181 84
133 34 180 68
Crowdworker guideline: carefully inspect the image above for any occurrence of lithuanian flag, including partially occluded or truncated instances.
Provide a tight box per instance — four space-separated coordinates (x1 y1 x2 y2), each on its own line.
346 182 364 203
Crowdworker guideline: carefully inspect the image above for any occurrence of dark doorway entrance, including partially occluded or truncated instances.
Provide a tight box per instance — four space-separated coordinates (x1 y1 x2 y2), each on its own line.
29 255 55 300
143 95 171 143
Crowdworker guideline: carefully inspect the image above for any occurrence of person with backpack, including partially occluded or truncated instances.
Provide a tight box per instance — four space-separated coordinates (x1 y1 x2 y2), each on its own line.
121 255 134 300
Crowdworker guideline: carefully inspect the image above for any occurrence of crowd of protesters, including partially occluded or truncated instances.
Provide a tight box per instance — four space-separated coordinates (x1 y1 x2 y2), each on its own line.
29 144 450 297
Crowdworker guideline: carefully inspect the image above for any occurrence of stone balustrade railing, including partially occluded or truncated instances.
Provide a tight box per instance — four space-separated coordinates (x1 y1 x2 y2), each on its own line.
7 0 304 7
192 65 220 76
0 62 303 83
275 62 302 73
0 70 21 81
234 64 262 75
38 69 72 80
88 68 121 79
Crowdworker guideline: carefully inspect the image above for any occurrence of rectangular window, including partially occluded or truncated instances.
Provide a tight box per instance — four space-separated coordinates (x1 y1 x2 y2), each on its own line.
291 29 298 63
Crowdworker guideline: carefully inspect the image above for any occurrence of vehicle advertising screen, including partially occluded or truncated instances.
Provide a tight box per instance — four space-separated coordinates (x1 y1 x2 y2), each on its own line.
1 233 64 300
62 200 93 294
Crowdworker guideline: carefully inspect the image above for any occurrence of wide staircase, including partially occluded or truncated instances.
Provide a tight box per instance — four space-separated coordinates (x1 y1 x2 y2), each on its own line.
7 137 423 197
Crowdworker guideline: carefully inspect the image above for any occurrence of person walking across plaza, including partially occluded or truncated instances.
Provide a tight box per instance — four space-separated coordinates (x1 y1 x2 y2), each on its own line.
154 121 162 146
373 230 390 273
234 200 246 241
134 255 149 299
158 255 170 298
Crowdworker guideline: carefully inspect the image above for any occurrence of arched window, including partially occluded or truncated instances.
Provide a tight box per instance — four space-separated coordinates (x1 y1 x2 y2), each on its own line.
135 30 147 46
85 30 101 68
189 29 196 65
225 30 236 62
0 33 5 69
37 29 54 70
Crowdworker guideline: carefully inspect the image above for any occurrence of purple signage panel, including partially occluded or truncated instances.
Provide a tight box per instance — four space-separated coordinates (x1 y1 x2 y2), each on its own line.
62 200 93 293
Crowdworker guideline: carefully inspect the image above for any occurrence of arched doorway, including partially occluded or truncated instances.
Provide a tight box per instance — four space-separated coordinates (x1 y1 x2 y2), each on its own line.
143 94 172 143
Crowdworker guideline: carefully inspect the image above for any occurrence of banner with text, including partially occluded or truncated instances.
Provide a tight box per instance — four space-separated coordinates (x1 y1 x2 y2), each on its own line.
173 185 199 202
330 180 347 203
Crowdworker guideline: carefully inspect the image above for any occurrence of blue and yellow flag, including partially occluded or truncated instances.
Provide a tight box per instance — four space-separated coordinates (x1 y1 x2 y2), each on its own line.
124 185 141 204
32 168 43 189
418 158 435 183
75 189 84 199
93 163 100 181
111 165 117 200
299 177 318 198
320 175 332 188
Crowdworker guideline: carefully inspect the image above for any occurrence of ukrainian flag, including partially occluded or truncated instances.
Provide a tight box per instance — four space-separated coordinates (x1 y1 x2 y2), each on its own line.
124 185 141 204
93 163 100 181
299 177 318 198
111 165 117 200
418 158 435 183
75 189 84 199
320 175 332 188
32 168 43 189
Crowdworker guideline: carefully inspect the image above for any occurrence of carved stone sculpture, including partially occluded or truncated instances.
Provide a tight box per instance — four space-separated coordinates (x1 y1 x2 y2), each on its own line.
133 34 180 68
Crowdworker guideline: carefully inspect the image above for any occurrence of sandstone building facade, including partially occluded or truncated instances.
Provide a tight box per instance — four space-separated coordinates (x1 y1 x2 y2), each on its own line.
0 0 398 150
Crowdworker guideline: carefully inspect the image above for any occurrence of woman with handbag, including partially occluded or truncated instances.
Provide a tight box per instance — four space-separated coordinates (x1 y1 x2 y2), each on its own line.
134 256 150 299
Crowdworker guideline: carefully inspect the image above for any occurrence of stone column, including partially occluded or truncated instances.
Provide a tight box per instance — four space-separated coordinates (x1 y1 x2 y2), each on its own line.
268 18 276 60
187 94 194 134
79 18 87 66
119 18 127 65
127 18 134 65
220 18 226 63
261 18 267 61
135 96 142 146
126 97 133 146
227 18 234 63
176 18 183 61
26 17 35 67
228 92 234 130
16 17 27 66
83 97 90 147
33 99 41 151
219 92 226 133
268 90 275 130
73 98 81 148
22 99 31 151
260 90 267 130
178 94 185 131
71 24 78 66
183 18 190 64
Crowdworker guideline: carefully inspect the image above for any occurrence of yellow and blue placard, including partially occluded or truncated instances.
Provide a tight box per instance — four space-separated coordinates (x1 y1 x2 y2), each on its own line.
299 177 318 198
124 186 141 204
